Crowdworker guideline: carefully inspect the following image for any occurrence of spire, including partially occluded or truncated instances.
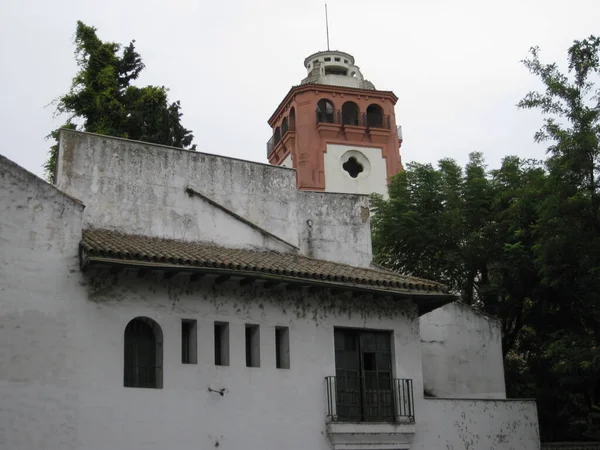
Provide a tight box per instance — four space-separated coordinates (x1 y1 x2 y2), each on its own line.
325 3 330 51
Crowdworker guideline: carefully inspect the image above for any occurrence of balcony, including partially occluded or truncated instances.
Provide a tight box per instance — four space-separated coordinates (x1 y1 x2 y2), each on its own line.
325 376 416 450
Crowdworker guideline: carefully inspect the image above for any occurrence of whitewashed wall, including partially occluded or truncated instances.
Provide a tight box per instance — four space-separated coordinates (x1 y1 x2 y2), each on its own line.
413 398 540 449
297 191 372 267
1 148 539 450
56 130 298 251
56 130 371 267
0 155 85 449
420 302 506 398
0 215 424 450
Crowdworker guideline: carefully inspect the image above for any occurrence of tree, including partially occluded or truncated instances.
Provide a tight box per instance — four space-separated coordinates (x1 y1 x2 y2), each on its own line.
371 154 546 357
518 36 600 440
45 21 195 181
371 35 600 442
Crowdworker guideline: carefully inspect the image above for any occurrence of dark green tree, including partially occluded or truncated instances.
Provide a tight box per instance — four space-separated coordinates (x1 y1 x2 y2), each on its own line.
371 154 545 358
371 35 600 442
517 36 600 441
45 21 195 181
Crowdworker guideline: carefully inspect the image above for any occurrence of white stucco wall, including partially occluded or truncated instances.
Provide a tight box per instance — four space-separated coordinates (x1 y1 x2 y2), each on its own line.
414 398 540 449
420 302 506 399
0 152 540 450
56 130 298 252
55 130 372 266
324 144 388 198
0 257 424 450
297 191 372 267
0 154 85 449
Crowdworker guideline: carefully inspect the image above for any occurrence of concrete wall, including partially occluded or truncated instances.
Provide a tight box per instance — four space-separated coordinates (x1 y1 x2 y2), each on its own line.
324 144 388 198
420 302 506 399
413 398 540 449
56 130 372 266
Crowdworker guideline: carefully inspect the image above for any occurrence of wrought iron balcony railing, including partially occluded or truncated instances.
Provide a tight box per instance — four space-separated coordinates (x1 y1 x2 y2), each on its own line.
325 376 415 423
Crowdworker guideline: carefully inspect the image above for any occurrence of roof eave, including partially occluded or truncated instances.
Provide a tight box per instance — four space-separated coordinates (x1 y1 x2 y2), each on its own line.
81 253 455 316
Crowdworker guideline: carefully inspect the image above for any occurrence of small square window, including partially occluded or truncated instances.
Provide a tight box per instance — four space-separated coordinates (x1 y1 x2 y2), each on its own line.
313 59 319 64
344 59 348 64
334 57 340 62
181 319 197 364
245 324 260 367
324 57 331 62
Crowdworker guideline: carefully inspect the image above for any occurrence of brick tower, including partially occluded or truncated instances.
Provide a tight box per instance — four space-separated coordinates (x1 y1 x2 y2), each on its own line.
266 50 403 197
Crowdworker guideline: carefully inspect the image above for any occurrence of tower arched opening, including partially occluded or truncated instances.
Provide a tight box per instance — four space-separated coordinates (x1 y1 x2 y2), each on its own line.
316 99 335 124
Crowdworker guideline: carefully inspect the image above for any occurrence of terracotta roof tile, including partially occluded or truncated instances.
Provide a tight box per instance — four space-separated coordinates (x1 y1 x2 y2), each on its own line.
80 229 449 296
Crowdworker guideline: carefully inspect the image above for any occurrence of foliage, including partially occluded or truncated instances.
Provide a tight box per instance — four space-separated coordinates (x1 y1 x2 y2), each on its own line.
373 35 600 441
371 154 546 358
516 35 600 441
45 21 195 181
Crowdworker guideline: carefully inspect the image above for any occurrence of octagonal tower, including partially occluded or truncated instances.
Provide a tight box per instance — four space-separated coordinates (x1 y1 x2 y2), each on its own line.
267 50 403 197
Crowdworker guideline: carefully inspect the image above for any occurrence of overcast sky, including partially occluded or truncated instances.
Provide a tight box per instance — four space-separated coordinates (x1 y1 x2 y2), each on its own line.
1 0 599 179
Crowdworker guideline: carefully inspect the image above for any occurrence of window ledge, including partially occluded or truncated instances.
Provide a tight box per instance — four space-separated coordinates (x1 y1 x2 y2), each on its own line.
326 421 416 450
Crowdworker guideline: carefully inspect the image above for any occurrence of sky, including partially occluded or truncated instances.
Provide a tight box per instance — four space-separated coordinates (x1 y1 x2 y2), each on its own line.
1 0 600 179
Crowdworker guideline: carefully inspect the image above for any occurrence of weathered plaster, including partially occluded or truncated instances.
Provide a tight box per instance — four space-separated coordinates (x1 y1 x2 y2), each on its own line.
56 130 298 251
1 259 423 450
56 130 372 266
0 148 540 450
297 191 372 267
420 302 506 399
413 398 540 450
0 154 85 449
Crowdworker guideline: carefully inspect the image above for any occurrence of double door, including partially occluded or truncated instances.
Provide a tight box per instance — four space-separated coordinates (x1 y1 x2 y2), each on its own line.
334 329 394 422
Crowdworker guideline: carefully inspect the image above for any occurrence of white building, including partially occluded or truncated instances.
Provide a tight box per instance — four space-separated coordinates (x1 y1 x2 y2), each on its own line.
0 129 540 449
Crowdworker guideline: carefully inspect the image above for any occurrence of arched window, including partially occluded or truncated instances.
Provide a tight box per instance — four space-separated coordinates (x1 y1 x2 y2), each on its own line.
366 104 384 128
282 117 289 136
274 127 281 145
316 99 335 124
341 101 360 126
124 317 163 389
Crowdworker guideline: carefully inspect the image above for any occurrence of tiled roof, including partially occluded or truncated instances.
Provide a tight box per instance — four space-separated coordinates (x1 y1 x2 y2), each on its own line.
80 229 451 302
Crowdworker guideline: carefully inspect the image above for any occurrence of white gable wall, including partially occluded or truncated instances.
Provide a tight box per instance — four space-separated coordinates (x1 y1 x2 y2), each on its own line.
420 302 507 399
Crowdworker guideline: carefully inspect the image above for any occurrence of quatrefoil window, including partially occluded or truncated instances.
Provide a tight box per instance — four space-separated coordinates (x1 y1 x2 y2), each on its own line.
343 156 364 178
